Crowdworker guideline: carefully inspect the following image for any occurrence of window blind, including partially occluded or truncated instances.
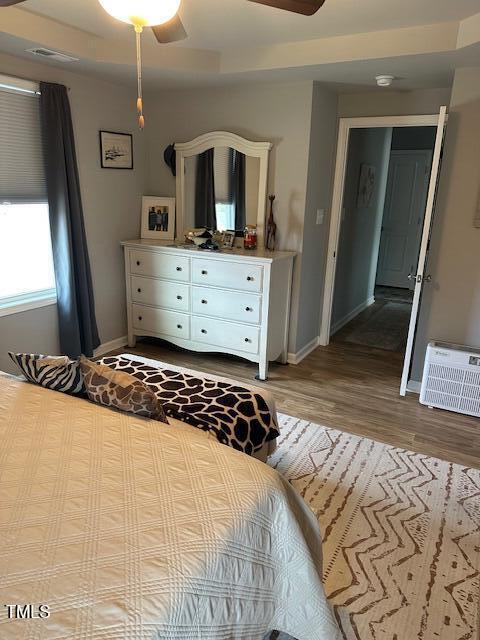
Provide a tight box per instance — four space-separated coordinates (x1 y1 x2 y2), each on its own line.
214 146 233 203
0 88 47 202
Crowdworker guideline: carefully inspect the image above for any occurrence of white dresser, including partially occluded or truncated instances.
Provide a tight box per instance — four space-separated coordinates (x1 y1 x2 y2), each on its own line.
121 240 295 380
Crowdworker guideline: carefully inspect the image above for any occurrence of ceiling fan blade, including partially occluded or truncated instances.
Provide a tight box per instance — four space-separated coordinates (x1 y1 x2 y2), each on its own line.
0 0 28 5
247 0 325 15
151 15 187 44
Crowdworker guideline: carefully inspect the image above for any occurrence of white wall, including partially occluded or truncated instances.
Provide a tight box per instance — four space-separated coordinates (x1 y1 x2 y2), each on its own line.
144 81 330 353
331 128 392 332
411 67 480 381
0 53 148 373
338 88 452 118
295 83 338 350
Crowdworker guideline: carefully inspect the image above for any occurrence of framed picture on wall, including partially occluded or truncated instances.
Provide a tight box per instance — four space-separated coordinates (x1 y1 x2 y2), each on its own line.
357 163 376 208
141 196 176 241
99 130 133 169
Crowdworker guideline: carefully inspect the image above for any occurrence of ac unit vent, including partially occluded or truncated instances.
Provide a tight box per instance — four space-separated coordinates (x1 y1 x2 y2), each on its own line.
26 48 79 63
420 341 480 417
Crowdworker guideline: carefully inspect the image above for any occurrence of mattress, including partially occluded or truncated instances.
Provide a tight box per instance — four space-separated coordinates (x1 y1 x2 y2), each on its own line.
0 373 340 640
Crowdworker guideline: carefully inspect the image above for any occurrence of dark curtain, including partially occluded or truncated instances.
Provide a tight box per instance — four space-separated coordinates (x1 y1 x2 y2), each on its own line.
231 150 246 232
39 82 100 358
195 148 216 229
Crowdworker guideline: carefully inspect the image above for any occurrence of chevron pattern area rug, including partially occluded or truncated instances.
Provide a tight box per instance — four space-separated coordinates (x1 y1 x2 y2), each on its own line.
269 414 480 640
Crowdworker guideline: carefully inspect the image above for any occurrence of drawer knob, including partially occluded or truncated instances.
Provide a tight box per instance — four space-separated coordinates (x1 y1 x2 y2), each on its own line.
201 299 207 304
245 338 251 343
137 288 142 293
176 266 182 272
177 324 182 330
138 316 142 321
136 260 141 266
247 276 253 282
245 306 252 312
177 295 182 300
201 329 207 334
201 270 208 275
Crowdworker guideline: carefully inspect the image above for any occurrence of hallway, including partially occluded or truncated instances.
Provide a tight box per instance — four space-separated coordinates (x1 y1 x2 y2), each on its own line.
333 286 413 353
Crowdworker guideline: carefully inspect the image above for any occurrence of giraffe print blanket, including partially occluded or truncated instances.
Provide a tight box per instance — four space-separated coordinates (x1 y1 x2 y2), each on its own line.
98 355 279 457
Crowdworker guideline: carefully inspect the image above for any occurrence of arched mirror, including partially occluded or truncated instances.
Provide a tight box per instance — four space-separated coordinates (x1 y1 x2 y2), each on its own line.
175 132 272 247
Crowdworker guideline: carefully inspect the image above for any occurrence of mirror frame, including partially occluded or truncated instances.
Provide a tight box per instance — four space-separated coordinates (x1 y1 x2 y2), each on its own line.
175 131 273 246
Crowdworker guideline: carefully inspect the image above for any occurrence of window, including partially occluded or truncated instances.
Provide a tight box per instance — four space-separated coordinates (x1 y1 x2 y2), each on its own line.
0 75 56 316
215 202 235 231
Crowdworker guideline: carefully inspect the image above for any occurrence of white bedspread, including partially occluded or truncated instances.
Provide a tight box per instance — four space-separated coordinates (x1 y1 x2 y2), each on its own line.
0 373 340 640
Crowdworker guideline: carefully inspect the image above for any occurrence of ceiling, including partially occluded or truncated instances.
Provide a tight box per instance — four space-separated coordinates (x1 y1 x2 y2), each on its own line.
19 0 480 49
0 0 479 91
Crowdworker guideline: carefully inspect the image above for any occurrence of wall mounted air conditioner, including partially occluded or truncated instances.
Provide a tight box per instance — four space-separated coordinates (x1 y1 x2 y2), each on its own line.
420 341 480 417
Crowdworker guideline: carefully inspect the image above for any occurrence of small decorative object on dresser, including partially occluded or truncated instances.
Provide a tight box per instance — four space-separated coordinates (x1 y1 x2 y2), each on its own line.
121 241 296 381
244 224 257 250
141 196 176 241
222 230 235 249
99 130 133 169
265 195 277 251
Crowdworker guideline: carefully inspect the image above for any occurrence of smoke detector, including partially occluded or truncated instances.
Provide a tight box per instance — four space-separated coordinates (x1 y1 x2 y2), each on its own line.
375 75 395 87
26 48 79 63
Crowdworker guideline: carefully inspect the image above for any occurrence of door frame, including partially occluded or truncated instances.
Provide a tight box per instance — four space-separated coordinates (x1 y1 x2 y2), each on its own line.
319 112 447 394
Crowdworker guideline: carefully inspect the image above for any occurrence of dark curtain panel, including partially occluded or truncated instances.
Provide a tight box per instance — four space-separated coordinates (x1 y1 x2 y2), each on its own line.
194 148 216 229
231 150 246 232
39 82 100 358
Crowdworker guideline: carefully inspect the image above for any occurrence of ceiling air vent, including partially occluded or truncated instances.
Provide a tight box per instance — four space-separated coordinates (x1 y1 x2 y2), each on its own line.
26 48 79 63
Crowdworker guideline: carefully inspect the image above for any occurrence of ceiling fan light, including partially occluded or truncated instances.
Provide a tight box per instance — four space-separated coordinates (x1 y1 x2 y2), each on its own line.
98 0 181 27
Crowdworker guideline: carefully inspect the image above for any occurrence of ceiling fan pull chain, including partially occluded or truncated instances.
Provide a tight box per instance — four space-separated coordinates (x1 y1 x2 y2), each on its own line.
135 26 145 129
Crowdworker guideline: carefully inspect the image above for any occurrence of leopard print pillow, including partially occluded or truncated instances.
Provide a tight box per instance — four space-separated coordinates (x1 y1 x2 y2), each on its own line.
80 357 168 423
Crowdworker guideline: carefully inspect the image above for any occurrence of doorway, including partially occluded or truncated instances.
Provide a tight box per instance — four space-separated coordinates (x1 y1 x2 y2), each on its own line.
319 110 447 395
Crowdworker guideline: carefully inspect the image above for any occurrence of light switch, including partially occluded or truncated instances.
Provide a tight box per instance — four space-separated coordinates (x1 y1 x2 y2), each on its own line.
316 209 325 225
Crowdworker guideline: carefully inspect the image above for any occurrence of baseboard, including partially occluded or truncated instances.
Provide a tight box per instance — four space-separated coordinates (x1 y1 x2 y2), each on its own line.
330 296 375 336
94 335 128 358
287 336 320 365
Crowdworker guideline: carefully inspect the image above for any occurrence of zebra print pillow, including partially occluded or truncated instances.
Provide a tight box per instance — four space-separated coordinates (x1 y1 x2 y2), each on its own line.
8 352 85 395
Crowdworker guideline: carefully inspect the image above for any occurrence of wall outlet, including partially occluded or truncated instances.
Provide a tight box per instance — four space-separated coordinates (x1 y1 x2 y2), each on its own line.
316 209 325 225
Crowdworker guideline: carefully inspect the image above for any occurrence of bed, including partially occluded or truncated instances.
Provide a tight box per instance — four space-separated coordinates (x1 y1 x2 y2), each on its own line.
0 371 340 639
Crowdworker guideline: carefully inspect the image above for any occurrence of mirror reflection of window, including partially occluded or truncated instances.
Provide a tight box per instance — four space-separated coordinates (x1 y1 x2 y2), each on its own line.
214 147 235 231
194 147 246 232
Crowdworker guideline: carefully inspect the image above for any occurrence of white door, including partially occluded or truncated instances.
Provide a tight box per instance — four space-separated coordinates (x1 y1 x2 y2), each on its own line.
376 150 432 289
400 106 448 396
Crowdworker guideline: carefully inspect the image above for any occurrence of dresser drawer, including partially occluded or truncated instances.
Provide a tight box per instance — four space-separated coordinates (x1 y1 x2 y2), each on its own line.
192 258 263 293
192 286 261 325
132 305 190 340
131 276 189 312
192 316 259 355
129 250 190 282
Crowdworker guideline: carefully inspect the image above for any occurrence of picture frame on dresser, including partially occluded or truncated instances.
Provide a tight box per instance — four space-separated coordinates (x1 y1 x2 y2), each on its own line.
222 230 235 249
141 196 176 241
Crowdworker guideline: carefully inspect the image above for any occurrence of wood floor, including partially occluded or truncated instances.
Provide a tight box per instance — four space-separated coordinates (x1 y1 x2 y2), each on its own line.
111 338 480 469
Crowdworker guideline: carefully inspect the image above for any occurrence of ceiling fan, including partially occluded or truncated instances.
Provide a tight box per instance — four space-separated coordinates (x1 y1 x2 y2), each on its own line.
1 0 326 126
